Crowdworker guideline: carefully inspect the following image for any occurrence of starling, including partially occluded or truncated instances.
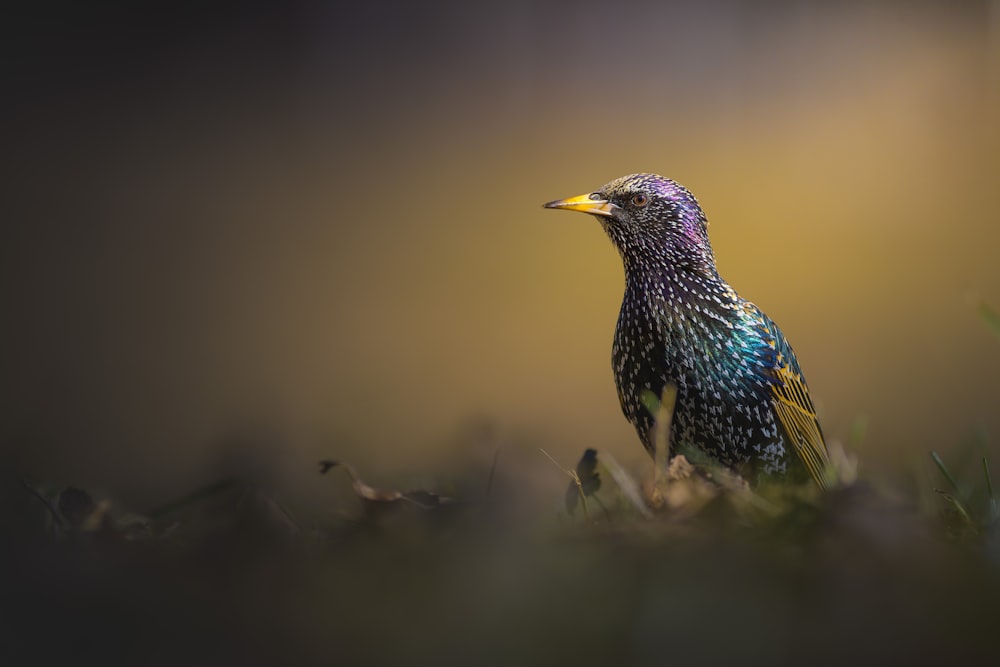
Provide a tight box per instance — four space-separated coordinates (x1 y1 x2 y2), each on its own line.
544 174 830 488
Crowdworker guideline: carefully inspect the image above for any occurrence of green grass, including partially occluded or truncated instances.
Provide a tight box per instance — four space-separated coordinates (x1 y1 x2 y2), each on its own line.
921 300 1000 537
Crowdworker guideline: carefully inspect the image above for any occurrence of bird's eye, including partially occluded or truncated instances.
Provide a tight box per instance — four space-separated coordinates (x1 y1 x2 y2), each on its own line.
631 194 648 207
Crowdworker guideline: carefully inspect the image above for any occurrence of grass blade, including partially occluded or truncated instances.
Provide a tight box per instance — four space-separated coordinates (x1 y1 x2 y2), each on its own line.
930 451 961 493
848 416 868 450
934 489 975 528
654 384 677 477
984 456 998 523
977 300 1000 342
598 451 653 518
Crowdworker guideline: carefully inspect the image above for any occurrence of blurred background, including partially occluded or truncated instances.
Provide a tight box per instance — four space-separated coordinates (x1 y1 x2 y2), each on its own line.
3 0 1000 507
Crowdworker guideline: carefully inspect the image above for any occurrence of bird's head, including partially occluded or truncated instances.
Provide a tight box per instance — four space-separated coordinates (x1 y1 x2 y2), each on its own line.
544 173 715 275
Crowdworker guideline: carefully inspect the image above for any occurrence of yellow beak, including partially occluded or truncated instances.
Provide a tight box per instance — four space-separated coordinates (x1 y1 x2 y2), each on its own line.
542 192 617 218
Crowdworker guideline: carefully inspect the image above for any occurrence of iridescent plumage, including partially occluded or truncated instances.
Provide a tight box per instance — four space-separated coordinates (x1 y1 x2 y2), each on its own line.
544 173 830 488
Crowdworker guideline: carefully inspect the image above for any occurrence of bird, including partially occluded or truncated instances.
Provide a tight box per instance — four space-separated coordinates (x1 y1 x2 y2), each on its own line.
543 173 830 488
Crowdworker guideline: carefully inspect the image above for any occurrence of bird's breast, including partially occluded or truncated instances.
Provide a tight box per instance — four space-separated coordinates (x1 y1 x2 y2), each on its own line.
611 289 780 460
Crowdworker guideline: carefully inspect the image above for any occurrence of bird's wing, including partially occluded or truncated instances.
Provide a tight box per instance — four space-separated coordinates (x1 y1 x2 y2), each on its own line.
745 304 831 489
769 361 830 488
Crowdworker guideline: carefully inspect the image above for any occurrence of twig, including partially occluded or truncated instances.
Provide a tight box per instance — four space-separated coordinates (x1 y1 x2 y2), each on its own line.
540 448 589 520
